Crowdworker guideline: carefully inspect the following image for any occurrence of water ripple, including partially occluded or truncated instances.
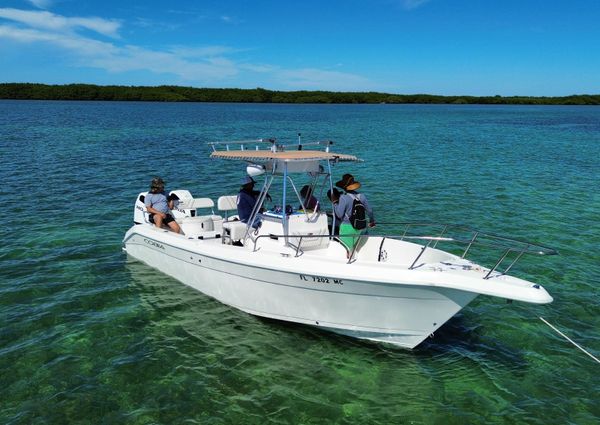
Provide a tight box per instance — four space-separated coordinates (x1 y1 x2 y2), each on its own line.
1 101 599 424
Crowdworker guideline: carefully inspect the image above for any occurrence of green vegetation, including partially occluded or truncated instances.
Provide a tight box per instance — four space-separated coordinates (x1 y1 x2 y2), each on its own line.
1 83 598 105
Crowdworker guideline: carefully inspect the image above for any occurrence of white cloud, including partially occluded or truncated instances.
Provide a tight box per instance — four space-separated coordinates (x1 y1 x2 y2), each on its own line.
234 63 373 91
220 15 242 24
132 17 181 32
0 7 121 38
0 23 237 80
0 24 117 53
240 63 276 73
0 8 373 90
89 46 239 80
275 68 373 91
402 0 431 10
170 46 239 58
27 0 52 9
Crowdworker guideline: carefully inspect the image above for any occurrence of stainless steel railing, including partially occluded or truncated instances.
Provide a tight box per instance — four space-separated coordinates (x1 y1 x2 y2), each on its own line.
250 221 558 278
380 222 558 278
208 138 334 152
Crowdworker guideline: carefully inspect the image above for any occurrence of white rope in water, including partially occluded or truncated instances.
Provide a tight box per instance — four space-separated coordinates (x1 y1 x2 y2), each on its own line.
539 317 600 365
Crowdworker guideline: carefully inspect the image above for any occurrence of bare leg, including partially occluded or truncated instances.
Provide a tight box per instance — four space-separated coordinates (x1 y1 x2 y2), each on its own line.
168 220 181 234
152 213 181 234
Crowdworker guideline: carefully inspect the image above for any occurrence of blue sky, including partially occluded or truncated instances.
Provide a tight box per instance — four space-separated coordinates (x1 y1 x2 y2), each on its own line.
1 0 599 95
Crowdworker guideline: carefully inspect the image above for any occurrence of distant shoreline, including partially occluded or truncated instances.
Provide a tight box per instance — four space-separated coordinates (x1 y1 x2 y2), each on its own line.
1 83 598 105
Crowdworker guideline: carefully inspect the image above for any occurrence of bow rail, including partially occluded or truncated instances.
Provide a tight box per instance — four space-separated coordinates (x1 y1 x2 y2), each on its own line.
251 221 557 277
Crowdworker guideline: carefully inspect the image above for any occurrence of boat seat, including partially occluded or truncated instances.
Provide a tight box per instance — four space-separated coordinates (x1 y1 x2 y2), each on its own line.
217 195 238 221
211 215 223 235
177 197 214 210
175 215 216 239
222 221 248 243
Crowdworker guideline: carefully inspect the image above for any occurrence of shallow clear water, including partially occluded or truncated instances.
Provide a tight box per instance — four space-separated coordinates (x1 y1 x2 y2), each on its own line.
1 100 599 424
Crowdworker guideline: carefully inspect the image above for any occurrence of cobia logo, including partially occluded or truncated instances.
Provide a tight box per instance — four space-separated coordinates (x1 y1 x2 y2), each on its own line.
144 238 165 250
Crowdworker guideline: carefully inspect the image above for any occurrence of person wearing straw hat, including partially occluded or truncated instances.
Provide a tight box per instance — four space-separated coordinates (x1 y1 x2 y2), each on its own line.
144 177 181 234
331 174 375 256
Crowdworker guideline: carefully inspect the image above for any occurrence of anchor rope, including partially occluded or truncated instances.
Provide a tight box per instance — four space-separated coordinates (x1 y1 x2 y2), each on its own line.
539 317 600 365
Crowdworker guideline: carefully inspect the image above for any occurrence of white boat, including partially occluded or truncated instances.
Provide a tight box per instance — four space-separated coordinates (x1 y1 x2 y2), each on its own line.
123 138 557 349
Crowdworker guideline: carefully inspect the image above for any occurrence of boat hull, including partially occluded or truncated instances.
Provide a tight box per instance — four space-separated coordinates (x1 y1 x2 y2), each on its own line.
123 228 478 349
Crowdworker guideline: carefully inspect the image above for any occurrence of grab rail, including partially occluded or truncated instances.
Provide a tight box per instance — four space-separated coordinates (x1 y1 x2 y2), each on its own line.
250 221 558 278
383 221 558 255
209 138 334 153
375 222 557 278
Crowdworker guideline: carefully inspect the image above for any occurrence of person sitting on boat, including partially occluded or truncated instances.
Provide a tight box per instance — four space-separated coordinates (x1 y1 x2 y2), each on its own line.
144 177 181 234
237 176 263 228
332 174 375 254
326 188 341 235
300 185 319 211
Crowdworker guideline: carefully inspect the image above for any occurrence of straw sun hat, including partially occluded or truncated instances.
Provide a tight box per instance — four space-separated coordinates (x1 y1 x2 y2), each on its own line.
335 174 361 191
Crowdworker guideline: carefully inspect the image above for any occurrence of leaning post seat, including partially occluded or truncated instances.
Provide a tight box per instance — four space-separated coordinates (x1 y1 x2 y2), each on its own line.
217 195 248 244
223 221 249 242
217 195 238 219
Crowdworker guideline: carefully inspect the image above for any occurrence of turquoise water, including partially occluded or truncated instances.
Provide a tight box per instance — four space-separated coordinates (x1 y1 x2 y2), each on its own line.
1 100 599 424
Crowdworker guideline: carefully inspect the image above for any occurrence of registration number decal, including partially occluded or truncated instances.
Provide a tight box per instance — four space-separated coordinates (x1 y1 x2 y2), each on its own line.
299 274 343 285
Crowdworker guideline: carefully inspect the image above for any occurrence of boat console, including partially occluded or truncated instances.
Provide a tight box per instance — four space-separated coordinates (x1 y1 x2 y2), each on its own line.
259 208 330 251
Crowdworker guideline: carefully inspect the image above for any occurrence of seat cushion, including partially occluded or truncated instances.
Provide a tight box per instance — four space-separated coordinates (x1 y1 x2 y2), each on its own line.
222 221 248 241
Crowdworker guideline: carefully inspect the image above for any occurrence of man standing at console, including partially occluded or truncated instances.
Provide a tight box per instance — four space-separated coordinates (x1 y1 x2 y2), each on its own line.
237 176 261 226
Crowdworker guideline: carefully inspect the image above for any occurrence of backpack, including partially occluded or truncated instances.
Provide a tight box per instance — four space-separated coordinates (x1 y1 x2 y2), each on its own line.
348 194 367 230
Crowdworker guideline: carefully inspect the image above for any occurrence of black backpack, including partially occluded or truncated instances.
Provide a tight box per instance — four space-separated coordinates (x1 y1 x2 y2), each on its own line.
348 194 367 230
